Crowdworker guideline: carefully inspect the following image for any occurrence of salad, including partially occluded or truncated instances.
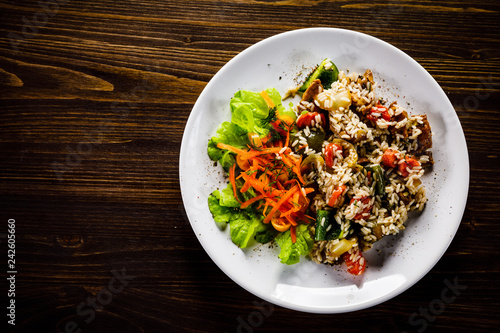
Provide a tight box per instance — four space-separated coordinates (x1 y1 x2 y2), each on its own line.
207 59 433 275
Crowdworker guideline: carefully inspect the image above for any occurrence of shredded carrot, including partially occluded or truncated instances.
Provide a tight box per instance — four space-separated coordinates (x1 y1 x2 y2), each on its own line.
284 129 290 148
240 172 283 197
290 191 301 213
302 187 315 196
303 213 316 223
217 142 248 155
290 226 297 243
263 185 300 224
240 147 283 160
240 193 268 209
240 176 253 193
294 157 306 185
240 160 259 193
284 178 299 188
260 90 275 109
216 102 317 234
282 212 298 226
262 201 270 217
229 164 242 203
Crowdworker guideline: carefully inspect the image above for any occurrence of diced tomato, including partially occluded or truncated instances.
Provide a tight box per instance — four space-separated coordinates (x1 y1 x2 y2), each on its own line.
398 156 421 177
350 196 372 220
271 114 295 137
381 148 399 168
296 112 326 129
342 251 366 275
367 104 391 122
324 143 343 168
328 184 347 207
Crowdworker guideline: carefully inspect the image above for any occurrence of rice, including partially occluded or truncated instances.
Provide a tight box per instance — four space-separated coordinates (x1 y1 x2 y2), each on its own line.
296 68 433 267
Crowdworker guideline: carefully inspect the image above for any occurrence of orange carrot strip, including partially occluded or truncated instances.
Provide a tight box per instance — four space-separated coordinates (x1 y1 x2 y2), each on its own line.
240 176 253 193
260 90 275 109
303 213 316 223
240 194 268 209
216 142 248 155
288 211 314 224
262 201 270 216
282 212 298 226
263 185 300 224
302 187 315 195
284 178 299 187
290 226 297 243
240 147 283 160
290 191 301 212
281 154 306 185
280 154 294 169
240 172 283 197
270 200 297 223
229 164 242 204
294 157 306 185
240 161 259 193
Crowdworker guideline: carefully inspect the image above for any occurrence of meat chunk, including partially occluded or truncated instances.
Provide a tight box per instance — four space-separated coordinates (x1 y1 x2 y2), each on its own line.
352 70 375 109
416 115 432 152
301 79 323 103
389 104 409 139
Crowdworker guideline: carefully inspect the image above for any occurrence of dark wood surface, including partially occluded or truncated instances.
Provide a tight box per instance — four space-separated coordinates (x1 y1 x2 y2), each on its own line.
1 1 499 332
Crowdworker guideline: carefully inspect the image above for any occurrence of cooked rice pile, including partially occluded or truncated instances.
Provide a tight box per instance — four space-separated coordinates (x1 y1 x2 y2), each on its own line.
292 68 433 266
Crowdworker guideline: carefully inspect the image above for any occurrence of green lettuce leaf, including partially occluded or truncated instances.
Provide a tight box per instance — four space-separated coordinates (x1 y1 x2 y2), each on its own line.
207 182 265 248
229 209 264 248
207 121 248 165
207 88 295 169
254 223 279 244
219 150 236 171
230 88 286 137
207 190 233 225
218 179 258 209
219 183 241 208
275 224 314 265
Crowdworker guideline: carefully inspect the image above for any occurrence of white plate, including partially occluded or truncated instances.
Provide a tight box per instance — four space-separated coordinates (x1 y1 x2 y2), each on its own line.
179 28 469 313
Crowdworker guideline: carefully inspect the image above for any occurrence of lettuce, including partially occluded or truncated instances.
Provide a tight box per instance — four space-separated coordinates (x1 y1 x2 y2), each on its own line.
230 88 285 137
207 121 248 168
207 190 233 225
229 209 264 248
208 181 266 248
275 224 314 265
207 88 297 250
254 223 279 244
219 183 241 208
207 88 295 169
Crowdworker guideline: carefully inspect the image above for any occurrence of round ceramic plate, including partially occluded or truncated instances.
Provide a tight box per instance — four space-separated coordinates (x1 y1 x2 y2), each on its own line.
179 28 469 313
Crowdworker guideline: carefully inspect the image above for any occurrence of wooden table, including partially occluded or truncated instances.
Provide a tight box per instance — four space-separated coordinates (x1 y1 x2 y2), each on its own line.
1 1 499 332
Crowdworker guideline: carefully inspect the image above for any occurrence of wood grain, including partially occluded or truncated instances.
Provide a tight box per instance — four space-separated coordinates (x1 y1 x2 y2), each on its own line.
1 0 500 332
